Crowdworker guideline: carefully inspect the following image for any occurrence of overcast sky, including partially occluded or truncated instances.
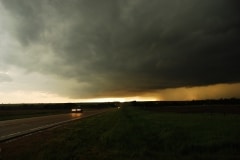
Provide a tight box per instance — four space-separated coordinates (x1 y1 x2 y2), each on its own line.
0 0 240 103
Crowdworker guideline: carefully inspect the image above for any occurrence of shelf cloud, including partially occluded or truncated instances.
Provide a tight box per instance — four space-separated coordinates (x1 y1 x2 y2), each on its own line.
0 0 240 101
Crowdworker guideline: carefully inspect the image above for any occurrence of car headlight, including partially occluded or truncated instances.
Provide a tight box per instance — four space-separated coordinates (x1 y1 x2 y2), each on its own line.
72 109 76 112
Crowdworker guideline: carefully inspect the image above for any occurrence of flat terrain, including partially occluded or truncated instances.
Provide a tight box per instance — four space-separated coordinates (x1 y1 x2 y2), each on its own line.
0 109 69 121
0 102 117 121
141 104 240 114
0 109 111 142
1 104 240 160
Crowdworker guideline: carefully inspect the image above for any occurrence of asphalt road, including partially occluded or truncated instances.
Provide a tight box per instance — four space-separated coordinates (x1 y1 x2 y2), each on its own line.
0 108 112 142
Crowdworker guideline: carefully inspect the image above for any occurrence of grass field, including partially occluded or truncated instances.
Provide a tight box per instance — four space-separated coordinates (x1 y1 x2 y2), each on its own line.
1 105 240 160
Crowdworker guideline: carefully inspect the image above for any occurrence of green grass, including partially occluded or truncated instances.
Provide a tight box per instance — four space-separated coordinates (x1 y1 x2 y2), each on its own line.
2 105 240 160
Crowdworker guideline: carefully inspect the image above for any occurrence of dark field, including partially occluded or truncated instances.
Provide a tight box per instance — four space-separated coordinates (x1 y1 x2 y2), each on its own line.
0 103 117 121
130 99 240 114
1 103 240 160
0 109 70 121
141 105 240 114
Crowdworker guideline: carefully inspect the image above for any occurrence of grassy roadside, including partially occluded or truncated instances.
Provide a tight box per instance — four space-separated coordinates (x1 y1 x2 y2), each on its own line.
1 105 240 160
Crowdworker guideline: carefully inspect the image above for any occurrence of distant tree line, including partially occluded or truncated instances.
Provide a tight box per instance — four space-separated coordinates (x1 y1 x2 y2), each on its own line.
0 102 119 110
130 98 240 107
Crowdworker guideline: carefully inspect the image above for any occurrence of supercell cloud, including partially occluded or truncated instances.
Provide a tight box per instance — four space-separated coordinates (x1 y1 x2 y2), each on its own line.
0 0 240 100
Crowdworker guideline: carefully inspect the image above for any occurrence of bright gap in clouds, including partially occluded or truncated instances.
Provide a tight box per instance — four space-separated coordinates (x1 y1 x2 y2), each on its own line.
0 91 73 104
1 83 240 104
0 90 157 103
0 62 239 103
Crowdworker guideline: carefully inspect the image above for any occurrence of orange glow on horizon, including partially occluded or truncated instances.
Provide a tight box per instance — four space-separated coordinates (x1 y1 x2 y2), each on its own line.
82 83 240 102
1 83 240 103
78 97 158 103
140 83 240 101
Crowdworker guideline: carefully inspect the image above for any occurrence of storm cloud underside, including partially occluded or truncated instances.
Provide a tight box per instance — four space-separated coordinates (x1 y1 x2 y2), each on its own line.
1 0 240 99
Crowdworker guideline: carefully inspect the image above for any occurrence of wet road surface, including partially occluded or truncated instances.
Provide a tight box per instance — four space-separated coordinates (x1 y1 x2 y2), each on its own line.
0 108 112 141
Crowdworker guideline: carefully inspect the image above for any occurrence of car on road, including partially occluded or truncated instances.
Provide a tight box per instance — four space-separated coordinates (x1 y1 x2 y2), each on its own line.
71 106 83 113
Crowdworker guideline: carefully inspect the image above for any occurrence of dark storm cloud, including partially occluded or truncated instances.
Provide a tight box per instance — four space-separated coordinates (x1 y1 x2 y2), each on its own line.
1 0 240 98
